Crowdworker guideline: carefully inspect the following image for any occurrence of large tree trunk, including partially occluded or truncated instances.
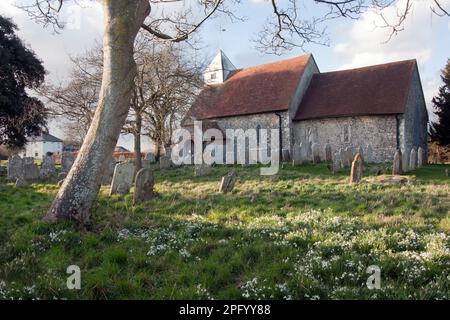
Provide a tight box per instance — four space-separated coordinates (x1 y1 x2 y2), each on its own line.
45 0 150 225
134 112 142 174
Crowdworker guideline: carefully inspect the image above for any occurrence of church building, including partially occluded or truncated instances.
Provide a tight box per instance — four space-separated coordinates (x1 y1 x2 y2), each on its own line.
183 51 428 163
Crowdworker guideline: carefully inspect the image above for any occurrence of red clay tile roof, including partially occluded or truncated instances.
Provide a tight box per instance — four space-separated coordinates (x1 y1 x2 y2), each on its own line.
186 54 311 120
293 60 416 121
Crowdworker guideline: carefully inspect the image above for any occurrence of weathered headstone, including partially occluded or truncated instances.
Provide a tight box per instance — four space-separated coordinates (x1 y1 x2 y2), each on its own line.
159 156 172 169
101 156 116 185
417 147 425 168
15 177 27 188
357 146 364 163
344 147 353 167
164 146 172 158
292 145 302 165
325 144 332 162
332 151 341 173
118 155 126 162
312 143 321 164
110 162 135 196
409 148 417 171
40 156 56 179
306 142 313 161
349 153 363 185
402 149 410 172
282 149 291 162
23 157 40 180
219 171 236 194
392 149 403 175
339 148 346 168
195 163 212 177
133 168 155 205
7 155 23 181
366 145 373 163
145 152 156 164
61 152 75 173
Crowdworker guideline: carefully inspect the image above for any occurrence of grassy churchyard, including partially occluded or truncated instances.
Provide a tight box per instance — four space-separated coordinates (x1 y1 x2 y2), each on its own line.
0 162 449 300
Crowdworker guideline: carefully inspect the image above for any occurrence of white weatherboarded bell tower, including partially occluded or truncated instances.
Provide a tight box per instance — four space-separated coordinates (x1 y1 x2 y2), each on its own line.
204 50 236 85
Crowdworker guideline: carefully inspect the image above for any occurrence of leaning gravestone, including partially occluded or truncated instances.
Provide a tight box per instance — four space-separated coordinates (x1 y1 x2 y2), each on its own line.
23 157 40 180
101 156 116 185
311 143 321 164
110 162 135 196
325 144 332 162
7 155 23 181
417 147 425 168
40 156 56 179
409 148 417 171
219 171 236 194
349 153 363 185
159 156 172 169
61 152 75 173
392 149 403 175
195 163 212 177
133 168 155 205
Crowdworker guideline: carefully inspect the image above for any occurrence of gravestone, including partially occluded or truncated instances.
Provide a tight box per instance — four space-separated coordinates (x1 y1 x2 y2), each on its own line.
325 144 332 162
417 147 425 168
339 148 346 168
392 149 403 175
292 145 302 165
61 152 75 173
58 172 67 180
15 177 27 188
145 152 156 164
344 147 353 167
366 145 373 163
349 153 363 185
312 143 321 164
306 142 313 161
195 163 212 177
159 156 172 169
409 148 417 171
164 146 172 158
101 156 116 185
133 168 155 205
357 146 364 163
282 149 291 162
402 149 410 172
7 155 23 181
110 162 135 196
332 151 341 173
40 156 56 179
219 171 236 193
118 155 126 162
23 157 40 180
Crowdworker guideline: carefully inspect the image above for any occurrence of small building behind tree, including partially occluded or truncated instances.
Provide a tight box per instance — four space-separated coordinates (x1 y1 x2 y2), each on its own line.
22 132 64 159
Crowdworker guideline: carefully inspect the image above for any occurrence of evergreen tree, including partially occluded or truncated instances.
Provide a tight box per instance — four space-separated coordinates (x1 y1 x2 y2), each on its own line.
0 15 46 148
430 59 450 146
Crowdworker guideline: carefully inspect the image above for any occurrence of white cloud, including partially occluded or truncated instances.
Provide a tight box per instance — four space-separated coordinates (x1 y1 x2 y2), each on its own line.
334 0 437 70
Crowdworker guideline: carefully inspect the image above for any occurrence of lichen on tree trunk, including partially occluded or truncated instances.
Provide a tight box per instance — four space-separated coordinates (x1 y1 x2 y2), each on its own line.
44 0 150 225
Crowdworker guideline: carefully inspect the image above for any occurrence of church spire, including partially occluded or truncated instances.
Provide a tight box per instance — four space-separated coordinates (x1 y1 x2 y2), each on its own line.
204 50 236 85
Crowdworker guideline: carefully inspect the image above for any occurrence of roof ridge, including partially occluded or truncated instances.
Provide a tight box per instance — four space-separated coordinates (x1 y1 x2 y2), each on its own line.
320 59 416 75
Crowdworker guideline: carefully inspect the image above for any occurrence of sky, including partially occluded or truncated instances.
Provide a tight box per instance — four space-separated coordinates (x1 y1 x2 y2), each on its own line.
1 0 449 151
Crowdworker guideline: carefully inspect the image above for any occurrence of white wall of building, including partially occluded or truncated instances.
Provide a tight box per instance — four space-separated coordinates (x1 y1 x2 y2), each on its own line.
23 141 63 159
